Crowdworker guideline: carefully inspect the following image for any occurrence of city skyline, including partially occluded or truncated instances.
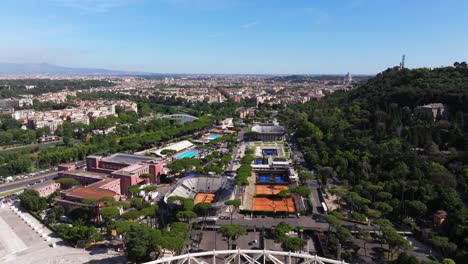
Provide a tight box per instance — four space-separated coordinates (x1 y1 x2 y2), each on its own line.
1 0 467 74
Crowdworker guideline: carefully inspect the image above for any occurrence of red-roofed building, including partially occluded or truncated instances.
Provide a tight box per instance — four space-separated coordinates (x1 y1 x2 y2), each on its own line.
29 180 60 197
55 178 121 220
86 153 163 194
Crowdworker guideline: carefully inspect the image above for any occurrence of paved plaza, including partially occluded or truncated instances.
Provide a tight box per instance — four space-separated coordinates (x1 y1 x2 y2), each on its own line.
0 203 126 264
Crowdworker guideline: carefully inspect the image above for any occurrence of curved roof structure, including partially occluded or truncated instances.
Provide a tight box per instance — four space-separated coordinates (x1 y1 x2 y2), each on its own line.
164 176 235 209
251 124 285 134
144 249 347 264
153 140 194 157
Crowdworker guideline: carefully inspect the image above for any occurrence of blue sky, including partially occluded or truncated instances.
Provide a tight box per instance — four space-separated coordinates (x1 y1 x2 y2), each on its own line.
0 0 467 74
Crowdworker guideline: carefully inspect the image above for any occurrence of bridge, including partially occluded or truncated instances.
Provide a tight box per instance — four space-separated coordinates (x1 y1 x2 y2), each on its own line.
145 249 347 264
159 114 199 124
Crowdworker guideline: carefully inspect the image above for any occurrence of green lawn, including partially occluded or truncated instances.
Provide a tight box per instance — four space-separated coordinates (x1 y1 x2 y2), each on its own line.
0 188 24 197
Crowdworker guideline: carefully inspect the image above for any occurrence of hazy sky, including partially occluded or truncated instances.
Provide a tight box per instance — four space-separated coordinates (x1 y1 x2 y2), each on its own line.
1 0 467 74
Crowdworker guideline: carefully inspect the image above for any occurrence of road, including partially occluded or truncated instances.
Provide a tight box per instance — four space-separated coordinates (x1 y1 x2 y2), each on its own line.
0 171 57 193
213 216 374 232
306 179 323 214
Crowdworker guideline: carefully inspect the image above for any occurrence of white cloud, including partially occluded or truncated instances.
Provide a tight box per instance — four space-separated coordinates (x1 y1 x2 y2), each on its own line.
241 20 260 28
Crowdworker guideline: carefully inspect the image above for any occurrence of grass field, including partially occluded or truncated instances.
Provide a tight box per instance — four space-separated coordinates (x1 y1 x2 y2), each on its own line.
0 188 24 197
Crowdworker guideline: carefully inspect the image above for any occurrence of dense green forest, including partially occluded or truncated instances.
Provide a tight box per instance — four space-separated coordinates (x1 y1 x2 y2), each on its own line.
280 64 468 262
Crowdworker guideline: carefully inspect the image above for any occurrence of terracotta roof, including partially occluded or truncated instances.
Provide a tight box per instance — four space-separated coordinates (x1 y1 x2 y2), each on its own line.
65 186 117 200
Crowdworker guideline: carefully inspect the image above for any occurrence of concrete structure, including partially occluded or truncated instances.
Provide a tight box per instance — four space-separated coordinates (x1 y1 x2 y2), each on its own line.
246 124 285 141
415 103 448 121
28 118 64 132
0 98 33 108
57 169 108 186
217 118 234 129
55 178 121 220
433 210 447 225
153 140 194 157
165 176 235 212
144 249 348 264
28 180 60 197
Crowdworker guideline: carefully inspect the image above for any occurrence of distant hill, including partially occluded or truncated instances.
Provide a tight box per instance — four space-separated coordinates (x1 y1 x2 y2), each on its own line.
0 62 149 76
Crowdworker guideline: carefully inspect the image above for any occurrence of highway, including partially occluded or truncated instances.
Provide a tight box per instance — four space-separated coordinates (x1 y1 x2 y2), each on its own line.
0 171 57 193
0 161 86 194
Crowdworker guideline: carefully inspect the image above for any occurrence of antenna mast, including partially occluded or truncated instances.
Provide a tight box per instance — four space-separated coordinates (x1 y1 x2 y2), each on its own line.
400 54 406 70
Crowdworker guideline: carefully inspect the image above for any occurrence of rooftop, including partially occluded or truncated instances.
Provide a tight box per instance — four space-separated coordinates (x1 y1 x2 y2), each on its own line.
65 185 118 200
251 124 285 134
101 153 157 165
61 170 108 179
30 179 58 190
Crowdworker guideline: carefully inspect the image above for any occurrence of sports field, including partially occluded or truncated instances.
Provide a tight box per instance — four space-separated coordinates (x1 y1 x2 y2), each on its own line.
194 193 215 204
255 185 288 195
252 197 295 213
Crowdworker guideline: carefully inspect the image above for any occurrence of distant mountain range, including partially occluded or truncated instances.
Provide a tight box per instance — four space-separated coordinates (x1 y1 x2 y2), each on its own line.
0 62 149 76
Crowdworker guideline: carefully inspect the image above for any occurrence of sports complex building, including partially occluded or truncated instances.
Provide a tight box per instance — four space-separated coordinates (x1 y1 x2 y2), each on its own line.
164 175 236 212
244 142 302 214
244 123 285 142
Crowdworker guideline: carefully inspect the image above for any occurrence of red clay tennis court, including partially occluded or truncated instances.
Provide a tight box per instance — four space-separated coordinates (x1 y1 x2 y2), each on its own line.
255 185 289 195
194 193 215 204
252 197 295 213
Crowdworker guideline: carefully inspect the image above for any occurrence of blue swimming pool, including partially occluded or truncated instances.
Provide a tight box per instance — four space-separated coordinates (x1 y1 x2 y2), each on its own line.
175 150 198 159
206 134 221 140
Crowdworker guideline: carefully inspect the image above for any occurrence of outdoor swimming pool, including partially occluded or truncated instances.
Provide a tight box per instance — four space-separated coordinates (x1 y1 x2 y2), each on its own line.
175 150 198 159
206 134 222 140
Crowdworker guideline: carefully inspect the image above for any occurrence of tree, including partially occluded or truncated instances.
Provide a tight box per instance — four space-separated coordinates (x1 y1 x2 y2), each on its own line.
318 167 334 185
100 207 119 227
55 178 80 189
128 185 141 198
358 229 372 256
298 172 314 182
19 189 48 212
442 259 456 264
143 185 157 192
290 186 311 197
218 224 246 250
383 227 412 260
83 198 98 205
324 214 341 233
284 237 306 252
194 202 211 225
53 205 65 218
121 210 143 221
224 199 241 224
336 226 352 244
176 210 197 223
69 207 90 221
429 236 457 258
126 224 161 262
272 222 292 242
